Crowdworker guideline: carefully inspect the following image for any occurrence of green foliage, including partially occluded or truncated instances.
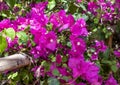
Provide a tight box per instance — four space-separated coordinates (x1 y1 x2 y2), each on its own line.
111 63 118 73
8 72 18 80
5 28 15 40
0 35 7 54
6 0 16 8
16 31 28 45
41 61 50 71
0 0 120 84
52 69 60 76
68 3 77 14
48 0 56 10
94 18 99 24
48 77 60 85
5 69 34 85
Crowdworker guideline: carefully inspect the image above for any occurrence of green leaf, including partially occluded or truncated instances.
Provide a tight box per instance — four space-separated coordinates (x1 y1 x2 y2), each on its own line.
97 28 105 40
52 69 60 76
48 77 60 85
94 18 99 24
1 13 8 17
5 28 15 40
8 72 18 79
62 76 69 81
36 0 41 2
90 48 96 53
62 56 68 62
67 42 71 48
48 0 56 10
49 54 56 62
105 32 112 38
41 61 50 71
16 31 28 45
79 4 86 11
82 14 89 21
0 36 7 54
101 60 111 65
6 0 16 8
111 64 118 73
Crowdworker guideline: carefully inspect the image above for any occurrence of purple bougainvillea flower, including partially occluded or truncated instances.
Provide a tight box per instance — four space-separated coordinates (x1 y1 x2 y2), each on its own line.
66 14 75 27
30 19 47 44
76 18 86 28
95 40 107 52
30 8 48 26
31 26 46 44
45 31 57 51
69 50 85 59
100 1 114 21
0 19 10 31
59 14 74 31
31 48 40 59
16 17 29 25
0 2 9 11
68 57 87 78
115 0 120 12
50 10 66 28
68 57 99 84
58 67 69 76
91 52 99 61
117 62 120 68
56 54 62 64
88 2 98 15
35 1 48 11
105 74 118 85
31 31 57 58
6 37 18 49
70 18 88 36
50 10 74 31
50 62 56 71
102 13 113 21
11 17 30 31
114 49 120 57
70 35 86 54
13 6 20 13
31 46 48 59
28 2 48 27
82 61 99 84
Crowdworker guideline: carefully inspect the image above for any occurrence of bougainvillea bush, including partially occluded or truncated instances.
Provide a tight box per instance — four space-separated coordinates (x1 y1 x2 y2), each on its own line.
0 0 120 85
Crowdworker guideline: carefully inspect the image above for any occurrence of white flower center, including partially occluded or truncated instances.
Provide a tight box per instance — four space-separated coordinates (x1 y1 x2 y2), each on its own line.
37 51 39 54
50 39 53 42
94 52 97 55
77 42 81 46
74 50 76 52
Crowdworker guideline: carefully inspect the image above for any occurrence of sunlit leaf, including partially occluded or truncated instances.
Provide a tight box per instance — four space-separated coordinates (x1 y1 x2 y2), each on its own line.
0 36 7 54
48 0 56 10
5 28 15 40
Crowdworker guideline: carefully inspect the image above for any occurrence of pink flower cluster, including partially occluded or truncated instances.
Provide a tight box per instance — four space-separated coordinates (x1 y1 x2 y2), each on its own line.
0 1 119 85
87 0 120 21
